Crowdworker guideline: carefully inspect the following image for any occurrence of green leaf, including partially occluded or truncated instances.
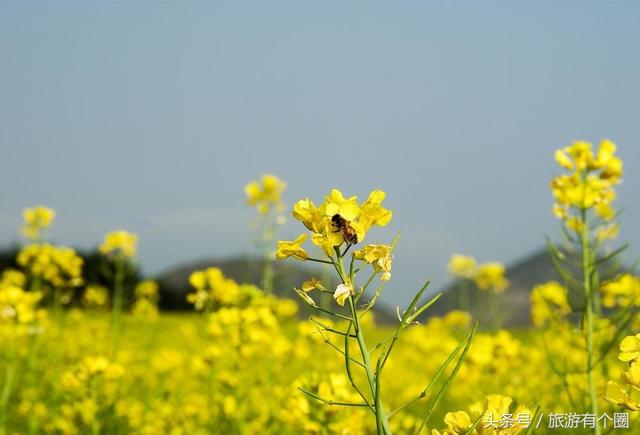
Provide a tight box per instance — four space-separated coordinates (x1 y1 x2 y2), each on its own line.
463 411 486 435
405 293 442 324
596 243 629 266
415 322 478 435
523 405 542 435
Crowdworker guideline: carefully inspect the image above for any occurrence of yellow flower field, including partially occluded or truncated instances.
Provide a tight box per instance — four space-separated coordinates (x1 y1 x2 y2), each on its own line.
1 141 639 434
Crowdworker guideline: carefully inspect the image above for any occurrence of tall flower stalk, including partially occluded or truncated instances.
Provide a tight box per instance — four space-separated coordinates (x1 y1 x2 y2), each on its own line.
447 254 509 330
17 206 83 318
447 254 477 312
245 174 287 295
546 140 625 435
99 230 138 331
277 189 476 434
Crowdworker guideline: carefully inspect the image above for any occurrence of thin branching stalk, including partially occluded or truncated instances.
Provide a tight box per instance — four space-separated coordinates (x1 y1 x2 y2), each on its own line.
298 387 371 407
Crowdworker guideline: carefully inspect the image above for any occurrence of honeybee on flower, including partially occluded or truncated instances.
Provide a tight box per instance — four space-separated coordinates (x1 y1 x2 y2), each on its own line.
279 188 392 259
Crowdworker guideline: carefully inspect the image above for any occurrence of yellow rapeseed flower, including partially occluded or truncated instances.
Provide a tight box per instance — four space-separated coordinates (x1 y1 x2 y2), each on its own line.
286 188 392 258
82 285 110 309
623 362 640 388
0 269 27 288
530 281 571 327
601 274 640 308
353 244 393 281
604 381 640 411
21 205 56 241
99 230 138 258
292 198 324 233
17 244 84 288
322 189 360 222
275 234 309 261
359 190 392 231
245 174 286 214
442 410 471 433
333 283 353 306
311 220 348 256
619 334 640 363
551 140 622 234
134 280 159 300
301 278 325 293
447 254 477 279
0 285 43 325
473 262 509 293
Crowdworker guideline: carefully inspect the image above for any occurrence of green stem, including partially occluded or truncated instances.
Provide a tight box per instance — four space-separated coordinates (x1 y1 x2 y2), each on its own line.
333 249 391 434
112 259 125 315
0 341 17 433
262 216 274 294
489 291 500 331
415 323 477 435
580 208 600 435
262 244 273 295
90 378 100 435
30 275 42 295
457 280 469 311
52 287 65 325
320 264 332 311
348 297 391 434
111 258 126 346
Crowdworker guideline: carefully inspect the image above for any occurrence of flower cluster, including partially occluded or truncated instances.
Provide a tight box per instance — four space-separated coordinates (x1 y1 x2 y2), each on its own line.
245 174 287 214
4 143 640 434
605 334 640 411
551 140 622 236
82 284 110 310
54 356 125 433
280 189 392 258
432 395 532 435
282 373 367 433
206 304 293 357
187 267 262 311
354 244 393 281
131 280 160 319
530 281 572 327
447 254 477 279
21 205 55 241
0 269 46 335
448 254 509 293
17 243 84 289
278 189 393 308
99 230 138 259
600 274 640 309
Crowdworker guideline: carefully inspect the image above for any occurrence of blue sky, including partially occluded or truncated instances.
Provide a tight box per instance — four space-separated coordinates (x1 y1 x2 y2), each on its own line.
1 1 639 307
